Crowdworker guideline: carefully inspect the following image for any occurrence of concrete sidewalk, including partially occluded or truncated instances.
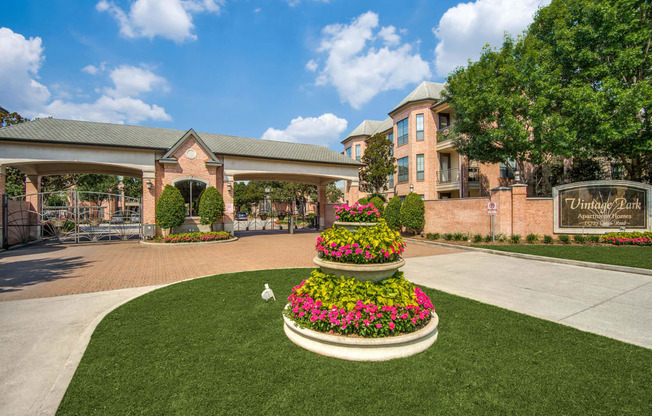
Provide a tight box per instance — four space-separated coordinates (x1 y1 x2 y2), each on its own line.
403 252 652 349
0 285 162 416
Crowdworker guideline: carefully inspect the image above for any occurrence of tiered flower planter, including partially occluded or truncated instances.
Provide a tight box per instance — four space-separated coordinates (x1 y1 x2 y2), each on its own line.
284 206 439 361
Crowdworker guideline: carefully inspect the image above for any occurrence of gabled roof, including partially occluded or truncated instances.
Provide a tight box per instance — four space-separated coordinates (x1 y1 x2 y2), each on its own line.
0 118 363 167
372 117 393 135
159 128 222 166
389 81 446 115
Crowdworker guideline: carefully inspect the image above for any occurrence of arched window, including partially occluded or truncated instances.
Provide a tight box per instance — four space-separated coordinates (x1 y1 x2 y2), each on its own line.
174 180 207 217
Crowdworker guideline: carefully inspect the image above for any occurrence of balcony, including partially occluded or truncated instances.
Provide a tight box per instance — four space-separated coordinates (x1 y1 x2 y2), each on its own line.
436 168 461 192
436 124 456 150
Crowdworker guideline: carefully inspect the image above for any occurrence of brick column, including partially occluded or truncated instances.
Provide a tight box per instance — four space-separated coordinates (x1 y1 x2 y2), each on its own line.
490 187 513 236
221 171 234 235
318 184 327 230
510 184 528 236
25 175 41 213
347 180 360 205
142 171 156 225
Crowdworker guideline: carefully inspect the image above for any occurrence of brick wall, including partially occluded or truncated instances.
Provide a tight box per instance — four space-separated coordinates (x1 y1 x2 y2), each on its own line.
423 185 555 236
424 197 491 235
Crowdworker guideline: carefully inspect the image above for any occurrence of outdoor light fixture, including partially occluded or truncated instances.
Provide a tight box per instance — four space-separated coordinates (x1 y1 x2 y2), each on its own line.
146 179 152 189
227 182 232 191
514 170 521 183
261 283 276 301
410 184 414 193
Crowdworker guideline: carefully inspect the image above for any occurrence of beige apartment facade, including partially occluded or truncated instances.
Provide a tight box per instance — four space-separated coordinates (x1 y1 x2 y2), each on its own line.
342 81 511 203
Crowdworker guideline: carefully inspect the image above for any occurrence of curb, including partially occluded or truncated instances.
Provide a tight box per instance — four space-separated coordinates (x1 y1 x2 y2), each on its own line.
404 238 652 277
139 236 238 246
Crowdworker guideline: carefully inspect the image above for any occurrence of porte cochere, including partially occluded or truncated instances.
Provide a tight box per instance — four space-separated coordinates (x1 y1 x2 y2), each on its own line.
0 118 363 247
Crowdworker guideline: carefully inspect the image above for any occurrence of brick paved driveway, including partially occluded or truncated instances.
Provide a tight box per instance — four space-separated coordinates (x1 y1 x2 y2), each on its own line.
0 231 459 301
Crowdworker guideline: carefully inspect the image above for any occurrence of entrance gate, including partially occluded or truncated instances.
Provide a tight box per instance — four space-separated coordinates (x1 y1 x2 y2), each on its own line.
233 199 320 232
1 190 142 248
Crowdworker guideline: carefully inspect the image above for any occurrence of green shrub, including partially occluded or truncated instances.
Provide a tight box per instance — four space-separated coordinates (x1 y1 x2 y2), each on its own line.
510 234 522 244
558 235 571 244
156 185 185 232
444 233 453 241
198 186 225 230
588 235 600 243
484 235 492 243
601 231 652 241
526 233 539 244
367 193 387 203
543 235 554 244
573 234 586 244
357 197 368 206
383 196 402 230
496 233 507 242
368 196 385 217
473 234 483 243
400 192 425 234
452 232 465 241
164 231 231 243
426 232 440 240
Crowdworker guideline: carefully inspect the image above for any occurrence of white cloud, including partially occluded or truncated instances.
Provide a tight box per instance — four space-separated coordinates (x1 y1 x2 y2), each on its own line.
261 113 348 146
305 59 318 72
253 7 262 13
433 0 550 77
107 65 169 97
82 61 107 75
96 0 224 43
285 0 330 6
0 27 50 114
0 27 171 124
311 11 431 109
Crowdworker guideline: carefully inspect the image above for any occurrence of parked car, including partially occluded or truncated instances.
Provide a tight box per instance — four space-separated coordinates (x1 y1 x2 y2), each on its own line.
236 212 248 220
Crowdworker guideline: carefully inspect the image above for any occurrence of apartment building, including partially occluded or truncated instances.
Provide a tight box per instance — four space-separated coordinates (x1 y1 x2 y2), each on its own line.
342 81 510 203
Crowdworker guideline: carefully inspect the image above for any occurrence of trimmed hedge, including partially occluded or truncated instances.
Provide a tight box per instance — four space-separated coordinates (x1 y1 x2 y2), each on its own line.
400 192 425 233
198 186 225 230
156 185 185 231
384 195 402 230
368 196 385 217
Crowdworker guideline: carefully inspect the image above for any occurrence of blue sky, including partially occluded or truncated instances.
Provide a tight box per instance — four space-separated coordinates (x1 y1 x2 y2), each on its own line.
1 0 548 151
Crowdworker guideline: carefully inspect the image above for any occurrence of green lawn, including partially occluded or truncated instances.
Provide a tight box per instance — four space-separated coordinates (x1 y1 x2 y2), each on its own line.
474 245 652 269
58 269 652 415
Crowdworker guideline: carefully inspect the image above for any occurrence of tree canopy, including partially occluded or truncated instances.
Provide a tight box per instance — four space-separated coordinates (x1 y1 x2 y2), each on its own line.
359 134 396 194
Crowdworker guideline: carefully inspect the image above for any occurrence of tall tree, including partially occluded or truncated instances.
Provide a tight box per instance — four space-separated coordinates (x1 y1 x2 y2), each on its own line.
1 112 30 196
527 0 651 181
359 133 396 194
326 182 344 203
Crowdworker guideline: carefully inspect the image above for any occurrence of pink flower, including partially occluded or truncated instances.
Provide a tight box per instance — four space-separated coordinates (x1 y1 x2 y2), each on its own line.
376 323 382 329
388 322 395 330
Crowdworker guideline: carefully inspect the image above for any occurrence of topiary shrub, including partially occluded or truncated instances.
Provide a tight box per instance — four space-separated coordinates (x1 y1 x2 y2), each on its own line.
367 192 387 203
357 197 368 206
156 185 185 233
384 195 402 230
198 186 225 231
368 196 385 217
400 192 425 234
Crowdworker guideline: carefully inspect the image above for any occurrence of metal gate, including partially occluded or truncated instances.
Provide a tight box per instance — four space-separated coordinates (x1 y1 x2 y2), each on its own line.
1 190 142 248
232 199 320 232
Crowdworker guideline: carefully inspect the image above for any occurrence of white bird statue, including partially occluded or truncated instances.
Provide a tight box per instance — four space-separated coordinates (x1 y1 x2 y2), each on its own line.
261 283 276 301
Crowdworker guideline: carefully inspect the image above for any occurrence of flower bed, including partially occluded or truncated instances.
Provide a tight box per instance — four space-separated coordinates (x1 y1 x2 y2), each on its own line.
284 270 434 337
163 231 231 243
602 236 652 246
316 220 405 263
334 202 380 222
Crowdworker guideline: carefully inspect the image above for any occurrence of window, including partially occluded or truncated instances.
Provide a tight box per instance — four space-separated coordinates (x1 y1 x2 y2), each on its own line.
439 113 450 129
499 160 516 179
346 147 352 158
388 133 394 156
397 118 408 145
416 114 424 140
175 180 207 217
388 172 394 188
416 154 424 181
398 157 409 183
355 144 361 161
419 194 425 200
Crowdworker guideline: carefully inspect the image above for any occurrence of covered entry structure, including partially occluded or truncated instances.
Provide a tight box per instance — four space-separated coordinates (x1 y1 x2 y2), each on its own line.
0 118 362 246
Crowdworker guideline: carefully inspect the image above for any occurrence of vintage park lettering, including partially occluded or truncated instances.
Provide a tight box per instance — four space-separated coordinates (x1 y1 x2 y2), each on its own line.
565 197 643 212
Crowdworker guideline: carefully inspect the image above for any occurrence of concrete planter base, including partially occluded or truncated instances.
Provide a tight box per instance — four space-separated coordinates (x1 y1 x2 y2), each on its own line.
283 309 438 361
313 256 405 281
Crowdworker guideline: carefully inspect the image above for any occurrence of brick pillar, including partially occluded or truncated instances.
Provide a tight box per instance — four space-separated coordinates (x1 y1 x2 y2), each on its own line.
318 184 327 230
221 171 234 235
142 171 156 225
510 184 528 236
25 175 41 213
490 186 513 236
347 180 360 205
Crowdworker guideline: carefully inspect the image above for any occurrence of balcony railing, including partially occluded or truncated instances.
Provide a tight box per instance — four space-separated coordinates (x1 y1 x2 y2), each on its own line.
436 168 460 184
468 167 479 182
